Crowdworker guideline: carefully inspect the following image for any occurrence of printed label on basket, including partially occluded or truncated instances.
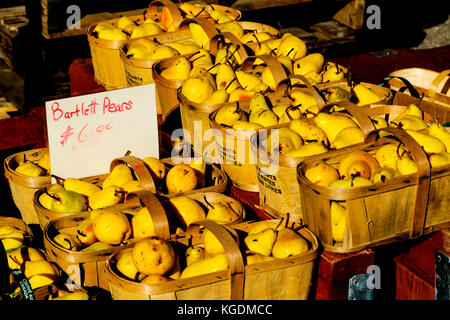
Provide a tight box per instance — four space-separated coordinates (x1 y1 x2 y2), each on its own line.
256 165 282 194
45 84 159 179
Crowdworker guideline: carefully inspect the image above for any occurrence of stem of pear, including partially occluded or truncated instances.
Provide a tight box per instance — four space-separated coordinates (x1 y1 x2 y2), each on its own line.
203 196 213 209
51 174 65 185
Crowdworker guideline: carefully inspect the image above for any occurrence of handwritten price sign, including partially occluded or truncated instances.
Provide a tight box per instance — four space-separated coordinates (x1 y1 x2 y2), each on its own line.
45 84 159 179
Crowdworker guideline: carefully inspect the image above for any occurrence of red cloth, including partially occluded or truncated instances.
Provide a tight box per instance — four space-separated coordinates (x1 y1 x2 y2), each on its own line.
68 58 106 97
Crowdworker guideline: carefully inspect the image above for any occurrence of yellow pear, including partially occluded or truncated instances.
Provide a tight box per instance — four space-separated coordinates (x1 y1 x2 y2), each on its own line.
429 152 450 168
271 228 309 258
276 34 307 60
0 227 25 251
235 70 262 91
289 90 318 113
189 23 210 50
353 84 383 106
246 253 276 265
396 155 418 176
39 183 64 210
88 185 124 210
214 104 243 127
371 167 398 183
231 121 263 130
266 127 304 155
7 247 45 270
141 274 172 284
249 108 278 127
284 141 328 157
375 143 403 169
261 66 277 90
181 76 215 103
210 9 233 23
102 164 134 189
22 260 58 290
428 122 450 151
97 26 128 40
146 45 179 60
330 127 365 149
293 53 324 75
205 202 239 224
53 233 83 251
277 56 293 73
278 106 302 124
249 92 270 114
126 39 158 59
330 201 346 242
393 115 428 131
165 164 198 194
63 178 101 197
328 176 373 188
289 119 328 145
322 62 346 82
228 88 256 102
37 149 51 172
244 228 277 256
202 89 230 104
204 226 238 256
189 49 213 69
215 63 237 91
338 151 380 179
15 160 46 177
247 221 285 234
130 23 162 39
116 250 143 281
160 56 191 80
186 245 205 265
179 3 204 17
304 161 340 186
396 103 424 120
313 113 359 143
51 190 88 213
92 208 131 245
80 242 114 252
180 253 228 279
405 129 446 154
216 21 244 39
131 207 155 240
142 156 166 180
132 237 176 276
166 196 205 228
52 291 90 300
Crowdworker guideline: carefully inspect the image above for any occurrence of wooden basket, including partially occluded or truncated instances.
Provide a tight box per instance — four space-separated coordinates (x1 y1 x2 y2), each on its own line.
297 126 450 253
178 54 289 156
34 155 227 230
87 1 240 90
3 148 52 225
0 216 33 239
387 68 450 107
43 189 245 291
252 100 377 224
105 219 319 300
152 28 254 123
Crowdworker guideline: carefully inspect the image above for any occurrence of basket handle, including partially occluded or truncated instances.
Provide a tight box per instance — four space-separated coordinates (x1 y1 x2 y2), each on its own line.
147 0 184 31
186 220 244 300
365 127 431 238
209 31 249 63
179 17 220 43
429 69 450 98
239 54 289 90
109 155 157 194
317 101 376 138
126 190 171 240
382 76 421 98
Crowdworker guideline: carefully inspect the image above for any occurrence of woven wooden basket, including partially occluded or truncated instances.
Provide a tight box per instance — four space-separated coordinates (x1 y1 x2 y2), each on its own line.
152 26 258 123
105 218 319 300
388 68 450 107
0 216 33 239
43 189 245 291
34 155 227 230
3 148 52 225
297 126 450 253
87 0 240 90
178 54 289 156
252 100 378 224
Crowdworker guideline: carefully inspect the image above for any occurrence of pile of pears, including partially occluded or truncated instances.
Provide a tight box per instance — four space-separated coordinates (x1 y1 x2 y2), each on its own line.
37 156 210 215
0 225 58 297
92 3 238 41
51 192 242 254
300 103 450 243
14 149 50 178
111 218 309 285
212 91 379 158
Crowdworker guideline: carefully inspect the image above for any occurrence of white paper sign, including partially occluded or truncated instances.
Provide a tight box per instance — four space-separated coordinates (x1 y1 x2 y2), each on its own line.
45 84 159 179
